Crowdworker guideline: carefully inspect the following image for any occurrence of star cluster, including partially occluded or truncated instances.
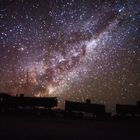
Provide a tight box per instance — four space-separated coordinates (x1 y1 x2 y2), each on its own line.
0 0 140 111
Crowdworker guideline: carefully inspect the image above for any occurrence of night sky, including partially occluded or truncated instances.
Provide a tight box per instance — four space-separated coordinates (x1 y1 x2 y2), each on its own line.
0 0 140 111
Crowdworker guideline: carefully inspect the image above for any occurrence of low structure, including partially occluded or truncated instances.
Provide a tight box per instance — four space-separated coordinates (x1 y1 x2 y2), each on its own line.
116 103 140 117
64 100 110 118
0 93 57 111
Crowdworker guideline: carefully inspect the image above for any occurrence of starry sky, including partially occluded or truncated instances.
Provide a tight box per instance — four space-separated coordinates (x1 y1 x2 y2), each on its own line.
0 0 140 111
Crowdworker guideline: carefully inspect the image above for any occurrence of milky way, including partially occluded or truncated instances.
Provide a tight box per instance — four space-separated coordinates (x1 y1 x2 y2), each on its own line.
0 0 140 111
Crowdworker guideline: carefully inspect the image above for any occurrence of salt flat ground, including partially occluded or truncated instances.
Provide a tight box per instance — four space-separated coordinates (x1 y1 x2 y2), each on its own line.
0 115 140 140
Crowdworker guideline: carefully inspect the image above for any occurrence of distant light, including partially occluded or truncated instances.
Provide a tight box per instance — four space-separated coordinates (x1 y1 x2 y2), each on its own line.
21 47 24 51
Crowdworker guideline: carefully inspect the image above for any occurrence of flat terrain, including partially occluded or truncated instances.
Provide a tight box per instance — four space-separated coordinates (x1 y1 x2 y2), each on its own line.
0 115 140 140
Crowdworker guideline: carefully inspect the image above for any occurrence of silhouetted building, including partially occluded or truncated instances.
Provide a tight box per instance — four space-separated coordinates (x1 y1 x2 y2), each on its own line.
64 100 110 118
136 101 140 106
116 104 139 117
0 93 57 112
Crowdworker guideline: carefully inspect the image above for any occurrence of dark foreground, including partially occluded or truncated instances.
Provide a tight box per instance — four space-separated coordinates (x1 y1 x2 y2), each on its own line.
0 115 140 140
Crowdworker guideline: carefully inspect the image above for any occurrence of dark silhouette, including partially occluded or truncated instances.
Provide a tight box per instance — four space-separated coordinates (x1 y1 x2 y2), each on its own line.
116 103 140 118
0 93 57 113
137 101 140 106
116 104 137 117
0 92 140 120
64 100 111 119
